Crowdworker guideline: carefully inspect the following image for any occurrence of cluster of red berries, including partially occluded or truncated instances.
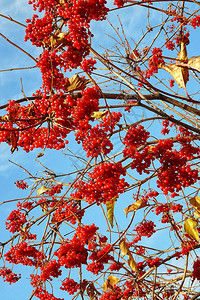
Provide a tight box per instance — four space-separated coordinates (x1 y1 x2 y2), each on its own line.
87 244 114 275
25 0 108 92
33 288 64 300
79 112 121 158
5 209 27 233
60 278 80 295
14 180 29 190
72 162 129 204
40 260 62 281
100 287 122 300
0 268 21 285
132 220 156 243
123 125 150 157
190 15 200 28
145 47 164 79
50 199 84 225
54 238 88 268
5 242 45 267
192 259 200 282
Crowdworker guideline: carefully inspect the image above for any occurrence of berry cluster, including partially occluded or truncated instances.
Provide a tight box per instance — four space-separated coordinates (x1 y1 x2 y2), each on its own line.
15 180 29 190
145 47 164 79
5 209 27 233
60 278 80 295
5 242 45 267
132 220 156 243
192 259 200 282
0 268 21 285
87 244 114 275
123 125 150 157
72 162 129 204
40 260 62 281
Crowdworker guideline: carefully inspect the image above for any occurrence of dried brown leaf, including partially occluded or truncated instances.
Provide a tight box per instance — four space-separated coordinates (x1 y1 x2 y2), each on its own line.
103 275 119 292
119 239 129 256
11 131 19 153
87 282 100 300
106 198 116 228
124 199 147 216
127 254 139 273
188 56 200 73
49 32 71 48
189 196 200 211
37 185 51 196
64 74 90 92
160 42 189 88
36 152 45 158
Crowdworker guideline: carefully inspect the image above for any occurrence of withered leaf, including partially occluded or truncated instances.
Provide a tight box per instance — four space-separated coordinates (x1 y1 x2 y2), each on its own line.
103 275 119 292
127 254 139 273
189 196 200 211
40 202 48 213
160 42 189 88
184 218 199 243
119 239 139 272
81 279 88 294
188 56 200 73
37 185 51 196
64 74 90 92
86 282 100 300
10 131 19 153
49 32 71 48
194 210 200 219
119 238 129 256
91 110 108 120
106 197 116 228
124 199 147 216
36 152 45 158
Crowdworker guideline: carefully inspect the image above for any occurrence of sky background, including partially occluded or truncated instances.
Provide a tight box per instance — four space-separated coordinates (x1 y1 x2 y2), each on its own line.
1 1 200 299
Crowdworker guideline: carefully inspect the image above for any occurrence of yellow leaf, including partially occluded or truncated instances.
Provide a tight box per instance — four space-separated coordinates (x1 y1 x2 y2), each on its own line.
40 202 48 213
37 185 51 196
189 196 200 211
128 254 139 273
178 41 188 62
119 239 139 273
103 275 119 292
194 210 200 219
162 64 189 88
124 199 147 216
91 110 108 120
106 198 116 228
160 42 189 88
64 74 90 92
188 56 200 73
184 218 199 242
49 32 70 48
107 275 119 286
119 239 129 256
